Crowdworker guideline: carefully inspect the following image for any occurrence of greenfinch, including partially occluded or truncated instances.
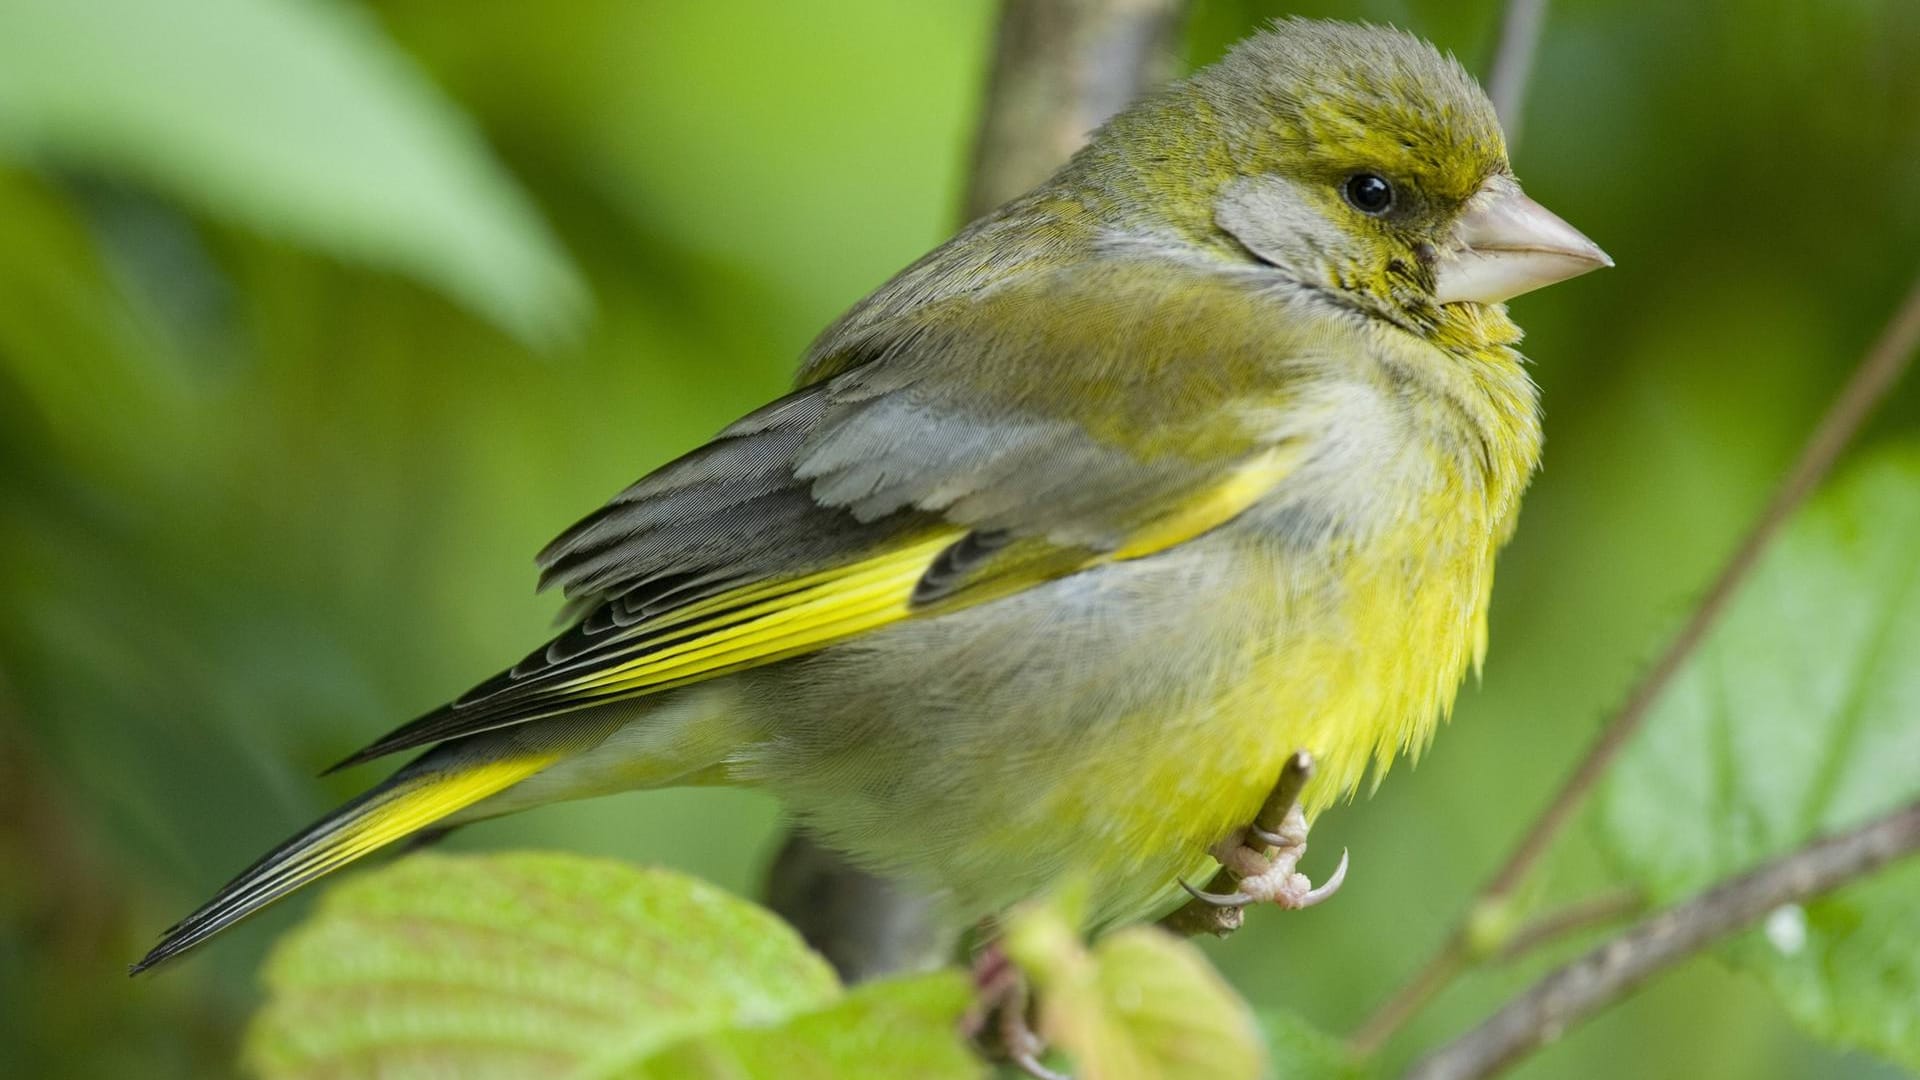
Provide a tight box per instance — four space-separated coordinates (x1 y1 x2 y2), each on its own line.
136 18 1607 971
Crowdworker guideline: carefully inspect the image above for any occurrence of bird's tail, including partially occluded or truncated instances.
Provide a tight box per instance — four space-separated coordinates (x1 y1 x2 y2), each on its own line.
131 745 560 974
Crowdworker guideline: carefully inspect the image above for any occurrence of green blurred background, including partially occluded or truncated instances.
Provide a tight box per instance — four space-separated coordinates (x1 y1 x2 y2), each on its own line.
1 1 1916 1076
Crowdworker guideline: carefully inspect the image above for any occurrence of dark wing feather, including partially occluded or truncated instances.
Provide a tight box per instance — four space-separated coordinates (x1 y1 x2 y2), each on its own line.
328 262 1297 771
326 386 933 772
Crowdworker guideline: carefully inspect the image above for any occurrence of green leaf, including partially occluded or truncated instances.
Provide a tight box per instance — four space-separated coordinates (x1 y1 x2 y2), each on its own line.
1005 900 1266 1080
609 972 981 1080
1598 445 1920 1069
1260 1010 1368 1080
1724 868 1920 1070
242 852 840 1079
0 0 584 343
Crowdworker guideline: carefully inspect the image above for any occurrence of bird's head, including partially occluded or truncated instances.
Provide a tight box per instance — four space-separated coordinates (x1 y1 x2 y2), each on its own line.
1078 19 1609 318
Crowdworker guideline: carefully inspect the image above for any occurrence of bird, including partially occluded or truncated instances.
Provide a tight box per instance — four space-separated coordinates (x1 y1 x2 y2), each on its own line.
134 18 1608 973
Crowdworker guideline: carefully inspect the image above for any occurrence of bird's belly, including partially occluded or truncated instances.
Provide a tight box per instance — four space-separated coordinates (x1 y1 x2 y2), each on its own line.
727 523 1489 925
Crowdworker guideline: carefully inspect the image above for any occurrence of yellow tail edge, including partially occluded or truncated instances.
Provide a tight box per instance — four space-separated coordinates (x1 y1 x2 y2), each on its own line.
132 752 556 974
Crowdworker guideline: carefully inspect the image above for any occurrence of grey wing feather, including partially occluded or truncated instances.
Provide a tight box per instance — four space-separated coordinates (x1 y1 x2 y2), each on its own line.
332 263 1272 770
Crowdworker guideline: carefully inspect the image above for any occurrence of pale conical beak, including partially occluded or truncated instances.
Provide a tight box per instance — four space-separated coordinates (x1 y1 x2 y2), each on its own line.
1433 176 1612 305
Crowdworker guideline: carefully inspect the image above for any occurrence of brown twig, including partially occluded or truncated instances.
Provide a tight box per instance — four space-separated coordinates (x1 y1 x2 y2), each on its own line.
761 832 947 984
964 0 1186 220
1404 799 1920 1080
1160 751 1315 937
763 0 1188 981
1484 0 1549 146
1492 889 1644 964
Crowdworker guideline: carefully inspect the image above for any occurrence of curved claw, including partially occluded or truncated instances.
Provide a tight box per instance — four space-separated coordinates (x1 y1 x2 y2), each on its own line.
1246 823 1290 849
1297 848 1350 908
1010 1050 1071 1080
1179 877 1253 908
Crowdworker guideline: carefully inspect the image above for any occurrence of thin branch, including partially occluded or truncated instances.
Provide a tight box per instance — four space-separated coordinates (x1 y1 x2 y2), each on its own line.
1354 268 1920 1054
1485 0 1549 146
1333 885 1639 1043
1354 945 1470 1056
763 0 1187 981
1404 799 1920 1080
1492 889 1644 964
964 0 1186 220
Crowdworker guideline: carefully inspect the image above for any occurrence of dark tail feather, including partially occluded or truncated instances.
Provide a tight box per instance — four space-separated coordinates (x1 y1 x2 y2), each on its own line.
132 748 555 974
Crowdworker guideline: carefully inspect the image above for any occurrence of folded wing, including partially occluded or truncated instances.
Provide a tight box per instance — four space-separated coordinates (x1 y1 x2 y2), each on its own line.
329 262 1304 770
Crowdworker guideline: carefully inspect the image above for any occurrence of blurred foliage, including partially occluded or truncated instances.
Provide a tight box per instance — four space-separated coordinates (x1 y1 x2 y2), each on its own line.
242 852 977 1079
1004 892 1267 1079
0 0 1916 1078
1261 1009 1368 1080
0 0 584 343
1600 446 1920 1070
612 973 978 1080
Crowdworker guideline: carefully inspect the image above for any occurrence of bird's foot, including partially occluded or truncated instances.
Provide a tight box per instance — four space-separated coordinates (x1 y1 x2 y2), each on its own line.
965 941 1067 1080
1160 750 1349 937
1182 804 1350 911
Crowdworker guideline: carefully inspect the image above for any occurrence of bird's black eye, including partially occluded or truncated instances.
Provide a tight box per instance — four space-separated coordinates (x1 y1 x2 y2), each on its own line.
1343 173 1395 215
